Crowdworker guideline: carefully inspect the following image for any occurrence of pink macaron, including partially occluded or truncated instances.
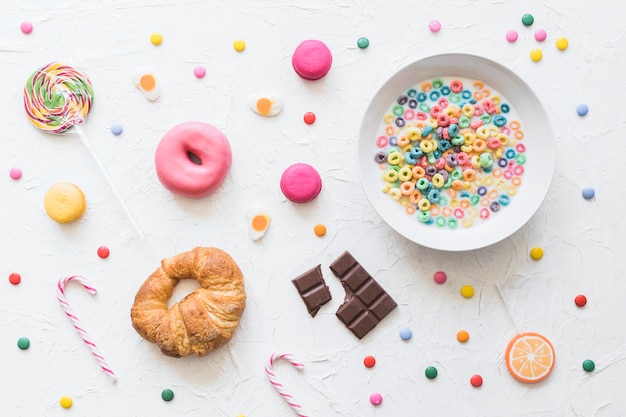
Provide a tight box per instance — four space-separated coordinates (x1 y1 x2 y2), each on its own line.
291 40 332 80
280 163 322 203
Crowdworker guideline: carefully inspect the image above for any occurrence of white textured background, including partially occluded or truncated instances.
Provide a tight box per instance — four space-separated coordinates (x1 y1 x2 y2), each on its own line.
2 0 625 416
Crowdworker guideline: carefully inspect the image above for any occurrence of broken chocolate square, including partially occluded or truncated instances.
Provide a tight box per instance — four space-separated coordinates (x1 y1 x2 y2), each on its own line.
291 264 332 317
330 251 397 339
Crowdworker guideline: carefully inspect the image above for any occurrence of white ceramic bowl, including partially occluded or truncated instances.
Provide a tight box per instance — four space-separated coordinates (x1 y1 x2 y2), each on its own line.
358 53 555 251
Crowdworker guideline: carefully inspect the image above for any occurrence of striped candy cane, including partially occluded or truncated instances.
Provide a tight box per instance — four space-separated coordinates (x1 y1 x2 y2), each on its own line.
265 352 308 417
57 275 117 382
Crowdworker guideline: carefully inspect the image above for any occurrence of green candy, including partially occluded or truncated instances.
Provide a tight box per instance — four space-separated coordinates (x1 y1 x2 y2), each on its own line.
582 359 595 372
521 13 534 26
425 366 438 379
161 389 174 401
17 337 30 350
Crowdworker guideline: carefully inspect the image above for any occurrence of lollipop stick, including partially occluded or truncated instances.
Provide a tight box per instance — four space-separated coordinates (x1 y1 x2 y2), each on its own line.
74 126 145 239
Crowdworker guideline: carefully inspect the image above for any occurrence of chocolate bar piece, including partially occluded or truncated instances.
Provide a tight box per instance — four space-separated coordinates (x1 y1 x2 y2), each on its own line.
330 251 397 339
291 265 332 317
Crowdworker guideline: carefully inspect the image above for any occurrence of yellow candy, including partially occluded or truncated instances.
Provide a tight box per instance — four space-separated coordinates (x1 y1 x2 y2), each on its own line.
530 247 544 260
60 396 73 409
530 49 543 62
460 285 475 298
556 37 569 51
150 32 163 46
233 39 246 52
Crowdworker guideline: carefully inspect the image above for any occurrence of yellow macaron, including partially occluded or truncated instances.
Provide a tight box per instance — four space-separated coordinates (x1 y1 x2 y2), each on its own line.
44 182 86 224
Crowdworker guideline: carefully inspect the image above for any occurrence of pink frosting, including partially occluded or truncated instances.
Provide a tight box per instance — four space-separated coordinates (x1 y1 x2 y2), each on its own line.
291 40 332 80
280 163 322 203
155 121 231 198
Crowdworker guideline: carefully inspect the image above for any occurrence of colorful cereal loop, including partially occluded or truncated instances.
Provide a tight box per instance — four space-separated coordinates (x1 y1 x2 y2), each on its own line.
384 114 395 124
516 143 526 153
399 196 409 206
479 208 490 219
400 181 415 195
468 207 478 218
462 218 473 228
435 216 446 227
511 176 522 186
389 188 401 200
492 168 502 178
460 199 470 209
484 176 494 186
409 190 422 205
442 207 452 217
421 82 432 92
509 120 520 130
454 208 464 219
412 166 425 178
496 180 506 190
397 135 410 147
405 205 415 215
385 126 395 136
513 165 524 176
449 199 459 208
480 197 490 206
404 109 415 120
430 205 441 216
488 189 499 199
376 136 388 147
506 186 517 196
503 170 513 180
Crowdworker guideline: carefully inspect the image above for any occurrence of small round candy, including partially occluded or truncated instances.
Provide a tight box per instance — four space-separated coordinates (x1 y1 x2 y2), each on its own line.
535 29 547 42
233 39 246 52
521 13 534 26
9 167 22 180
399 328 412 341
470 374 483 387
505 30 518 43
97 246 110 259
193 66 207 79
582 359 595 372
9 272 21 285
161 389 174 401
369 393 383 406
17 337 30 350
303 112 316 125
582 187 595 200
433 271 447 284
457 330 470 343
59 396 73 409
530 49 543 62
425 366 438 379
314 223 327 237
556 37 569 51
460 285 474 298
150 33 163 46
110 122 123 136
363 355 376 368
20 21 33 34
575 294 587 307
429 20 441 33
576 104 589 116
530 247 544 260
357 37 370 49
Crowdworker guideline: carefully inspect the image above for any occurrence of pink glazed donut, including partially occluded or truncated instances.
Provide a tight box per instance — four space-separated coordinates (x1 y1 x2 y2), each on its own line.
155 121 231 198
291 40 332 80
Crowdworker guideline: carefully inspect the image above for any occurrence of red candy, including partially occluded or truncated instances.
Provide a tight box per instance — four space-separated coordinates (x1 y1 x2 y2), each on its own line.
303 112 316 125
575 294 587 307
470 374 483 387
363 355 376 368
9 273 21 285
97 246 110 259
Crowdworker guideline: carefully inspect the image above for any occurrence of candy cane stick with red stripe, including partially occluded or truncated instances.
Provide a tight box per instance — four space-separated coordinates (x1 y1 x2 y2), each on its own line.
265 352 308 417
57 275 117 382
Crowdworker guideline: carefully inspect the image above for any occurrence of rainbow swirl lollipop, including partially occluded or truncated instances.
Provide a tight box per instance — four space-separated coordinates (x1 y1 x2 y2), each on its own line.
24 62 94 134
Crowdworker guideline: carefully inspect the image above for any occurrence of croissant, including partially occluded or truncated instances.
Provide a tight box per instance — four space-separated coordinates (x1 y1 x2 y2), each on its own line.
131 247 246 357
